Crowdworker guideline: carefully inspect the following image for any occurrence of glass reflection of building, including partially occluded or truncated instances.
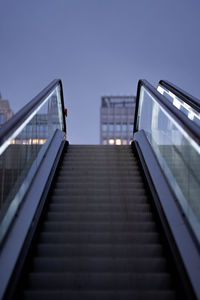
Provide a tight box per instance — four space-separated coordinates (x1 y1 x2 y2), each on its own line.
17 95 61 145
0 90 62 217
0 94 14 128
100 96 136 145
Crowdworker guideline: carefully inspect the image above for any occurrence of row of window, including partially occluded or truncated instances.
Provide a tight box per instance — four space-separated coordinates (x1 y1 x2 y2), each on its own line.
102 123 133 132
103 138 132 145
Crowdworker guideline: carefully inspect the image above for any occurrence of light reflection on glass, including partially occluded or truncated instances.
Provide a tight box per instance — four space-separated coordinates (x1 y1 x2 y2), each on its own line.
0 85 65 242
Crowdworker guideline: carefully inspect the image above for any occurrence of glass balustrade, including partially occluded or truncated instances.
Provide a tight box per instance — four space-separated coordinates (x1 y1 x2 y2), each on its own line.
137 85 200 243
0 83 65 243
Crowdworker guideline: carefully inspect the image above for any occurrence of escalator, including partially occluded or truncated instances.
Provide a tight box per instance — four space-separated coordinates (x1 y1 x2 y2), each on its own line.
17 145 179 299
0 79 199 300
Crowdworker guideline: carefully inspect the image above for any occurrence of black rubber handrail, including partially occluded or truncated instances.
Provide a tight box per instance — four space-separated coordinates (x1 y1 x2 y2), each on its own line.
159 80 200 113
0 79 66 147
134 79 200 146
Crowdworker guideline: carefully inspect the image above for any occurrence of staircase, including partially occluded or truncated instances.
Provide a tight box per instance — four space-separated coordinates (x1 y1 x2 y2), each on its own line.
20 145 178 299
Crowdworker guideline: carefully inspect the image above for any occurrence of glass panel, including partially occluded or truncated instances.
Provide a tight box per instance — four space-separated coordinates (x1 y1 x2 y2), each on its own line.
138 86 200 243
0 85 64 242
157 85 200 127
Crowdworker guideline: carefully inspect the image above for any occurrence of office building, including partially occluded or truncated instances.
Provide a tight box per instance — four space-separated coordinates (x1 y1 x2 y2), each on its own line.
100 96 136 145
0 93 14 127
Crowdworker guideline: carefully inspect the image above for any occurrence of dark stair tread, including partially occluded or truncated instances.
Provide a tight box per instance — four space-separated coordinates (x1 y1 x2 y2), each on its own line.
49 195 149 203
31 257 168 273
35 244 164 258
26 272 173 289
42 221 157 232
54 182 145 190
38 232 160 244
51 190 148 197
22 290 177 300
48 203 152 213
45 212 154 222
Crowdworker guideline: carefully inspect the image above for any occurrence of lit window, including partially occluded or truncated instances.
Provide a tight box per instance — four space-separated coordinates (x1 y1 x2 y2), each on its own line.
116 139 121 145
123 139 127 145
103 139 107 145
39 139 46 145
32 139 39 144
109 139 115 145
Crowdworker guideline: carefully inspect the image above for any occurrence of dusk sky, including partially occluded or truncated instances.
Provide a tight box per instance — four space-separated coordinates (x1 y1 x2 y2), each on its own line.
0 0 200 144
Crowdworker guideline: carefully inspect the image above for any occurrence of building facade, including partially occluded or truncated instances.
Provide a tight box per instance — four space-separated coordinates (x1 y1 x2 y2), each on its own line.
100 96 136 145
0 93 14 127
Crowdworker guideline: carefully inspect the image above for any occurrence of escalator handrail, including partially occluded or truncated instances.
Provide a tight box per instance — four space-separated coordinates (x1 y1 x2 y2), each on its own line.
134 79 200 145
0 79 66 147
159 80 200 113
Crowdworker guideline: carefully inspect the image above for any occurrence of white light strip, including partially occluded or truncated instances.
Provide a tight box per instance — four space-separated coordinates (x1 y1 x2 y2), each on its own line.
157 85 200 121
0 89 56 156
157 86 164 95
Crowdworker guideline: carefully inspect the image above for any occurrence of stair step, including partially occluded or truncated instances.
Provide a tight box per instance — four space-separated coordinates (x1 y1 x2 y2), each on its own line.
42 221 157 233
26 272 173 290
46 212 154 222
59 166 141 171
49 194 149 203
57 170 142 176
54 182 145 189
51 189 148 197
35 244 164 258
31 257 167 273
55 176 143 183
48 203 152 213
23 290 177 300
61 162 139 167
38 232 160 244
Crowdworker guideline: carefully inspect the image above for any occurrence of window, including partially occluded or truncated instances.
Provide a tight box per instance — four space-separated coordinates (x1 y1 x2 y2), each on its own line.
129 124 133 131
122 123 127 131
0 113 5 125
102 124 107 131
109 138 115 145
116 138 121 145
116 123 121 131
123 139 127 145
103 139 107 145
109 124 114 131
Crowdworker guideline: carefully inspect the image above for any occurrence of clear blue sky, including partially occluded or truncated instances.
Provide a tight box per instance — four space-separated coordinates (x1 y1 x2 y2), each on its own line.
0 0 200 144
